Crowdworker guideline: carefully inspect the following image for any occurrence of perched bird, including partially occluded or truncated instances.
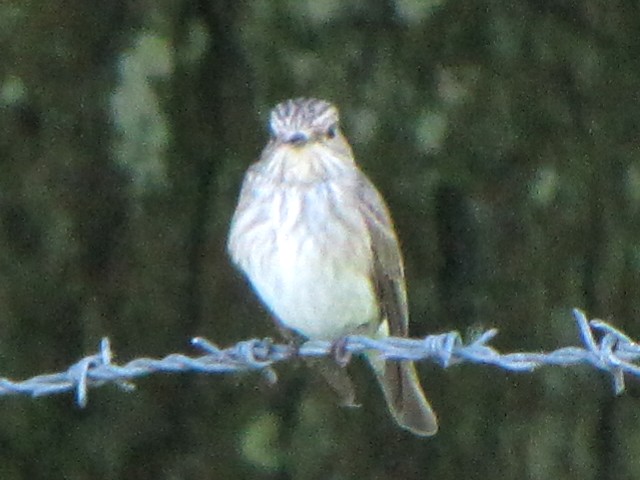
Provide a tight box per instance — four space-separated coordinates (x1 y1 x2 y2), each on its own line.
227 97 438 436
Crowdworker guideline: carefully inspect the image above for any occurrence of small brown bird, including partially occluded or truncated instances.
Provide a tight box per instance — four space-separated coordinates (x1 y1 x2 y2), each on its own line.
227 98 437 436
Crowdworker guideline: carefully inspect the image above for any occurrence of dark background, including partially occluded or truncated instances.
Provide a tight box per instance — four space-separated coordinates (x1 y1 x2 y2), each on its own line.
1 1 640 479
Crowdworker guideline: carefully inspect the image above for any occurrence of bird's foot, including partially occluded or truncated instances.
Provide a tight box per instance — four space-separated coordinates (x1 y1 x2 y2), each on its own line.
330 336 353 368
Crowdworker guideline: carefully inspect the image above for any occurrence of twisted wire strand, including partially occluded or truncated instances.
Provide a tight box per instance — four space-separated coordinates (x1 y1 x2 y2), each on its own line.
0 309 637 407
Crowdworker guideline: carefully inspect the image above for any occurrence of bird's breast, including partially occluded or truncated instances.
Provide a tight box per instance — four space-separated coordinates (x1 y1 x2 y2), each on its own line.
230 179 379 340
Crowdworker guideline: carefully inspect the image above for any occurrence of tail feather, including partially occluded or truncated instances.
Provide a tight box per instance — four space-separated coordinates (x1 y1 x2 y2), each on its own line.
368 354 438 436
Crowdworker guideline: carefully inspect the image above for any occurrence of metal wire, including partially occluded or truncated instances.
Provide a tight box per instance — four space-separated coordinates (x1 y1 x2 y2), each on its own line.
0 309 637 407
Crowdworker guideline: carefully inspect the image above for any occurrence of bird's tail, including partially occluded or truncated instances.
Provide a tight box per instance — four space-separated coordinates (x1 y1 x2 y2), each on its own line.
367 353 438 436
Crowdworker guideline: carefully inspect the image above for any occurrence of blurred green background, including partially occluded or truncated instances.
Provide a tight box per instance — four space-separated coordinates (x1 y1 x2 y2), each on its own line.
1 1 640 479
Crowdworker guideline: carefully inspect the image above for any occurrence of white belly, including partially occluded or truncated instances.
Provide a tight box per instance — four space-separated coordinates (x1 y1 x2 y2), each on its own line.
253 233 378 340
230 182 379 341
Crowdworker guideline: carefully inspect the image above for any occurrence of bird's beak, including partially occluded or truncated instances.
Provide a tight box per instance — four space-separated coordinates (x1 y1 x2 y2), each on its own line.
283 131 310 146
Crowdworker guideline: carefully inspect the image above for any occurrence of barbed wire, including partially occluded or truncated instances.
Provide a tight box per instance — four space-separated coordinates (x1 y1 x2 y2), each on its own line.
0 308 638 407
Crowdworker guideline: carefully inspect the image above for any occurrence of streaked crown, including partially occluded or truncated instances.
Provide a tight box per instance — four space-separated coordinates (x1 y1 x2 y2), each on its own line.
269 98 339 144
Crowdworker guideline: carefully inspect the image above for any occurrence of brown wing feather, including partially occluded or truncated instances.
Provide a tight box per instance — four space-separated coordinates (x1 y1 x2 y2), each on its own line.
356 175 408 337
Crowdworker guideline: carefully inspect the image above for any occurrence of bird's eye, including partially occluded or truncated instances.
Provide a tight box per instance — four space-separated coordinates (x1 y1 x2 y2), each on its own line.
326 124 337 139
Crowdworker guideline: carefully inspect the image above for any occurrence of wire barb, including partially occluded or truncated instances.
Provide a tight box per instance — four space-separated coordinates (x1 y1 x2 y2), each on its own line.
0 308 637 406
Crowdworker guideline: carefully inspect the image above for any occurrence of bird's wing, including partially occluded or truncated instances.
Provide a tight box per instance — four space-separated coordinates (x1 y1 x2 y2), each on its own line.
356 175 409 337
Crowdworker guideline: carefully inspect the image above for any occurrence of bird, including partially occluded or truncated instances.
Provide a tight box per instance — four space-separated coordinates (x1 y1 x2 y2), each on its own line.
227 97 438 436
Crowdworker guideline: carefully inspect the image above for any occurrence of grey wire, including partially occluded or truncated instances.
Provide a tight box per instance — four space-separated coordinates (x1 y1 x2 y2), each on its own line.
0 309 635 406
